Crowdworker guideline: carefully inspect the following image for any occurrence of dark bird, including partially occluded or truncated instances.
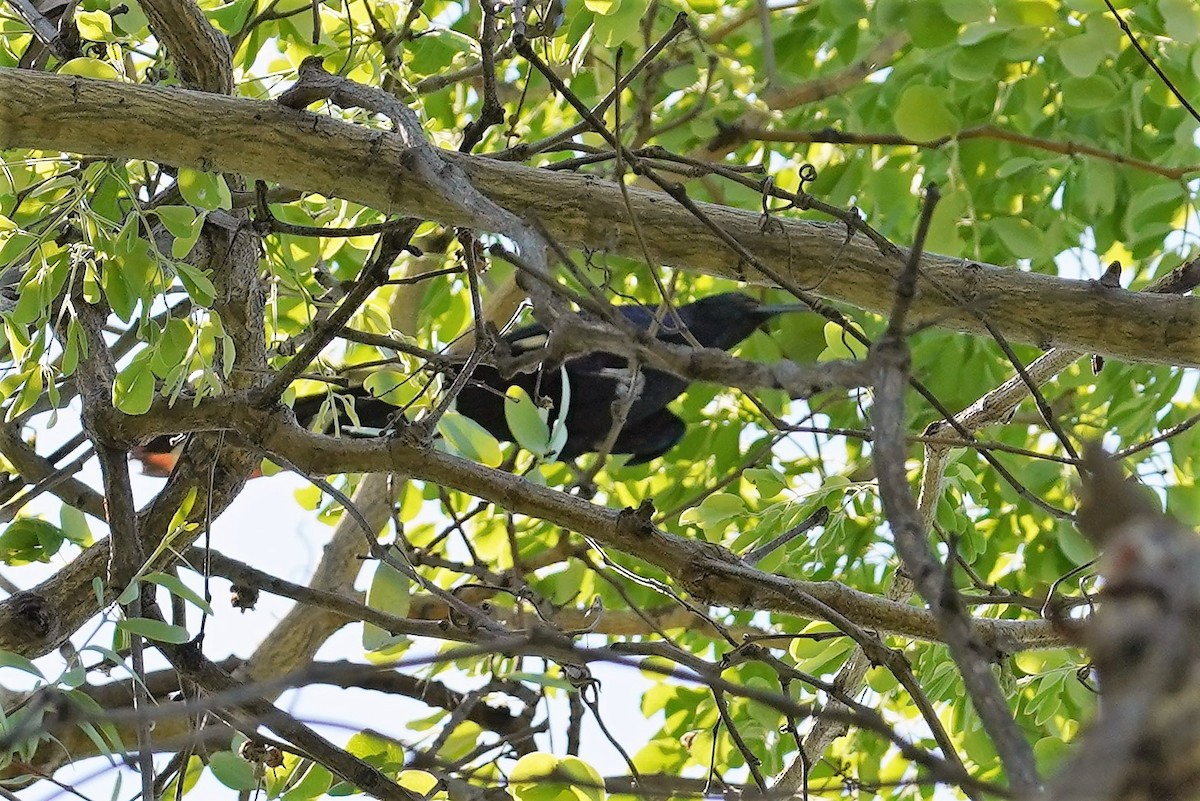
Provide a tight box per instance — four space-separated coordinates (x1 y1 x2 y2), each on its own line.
132 292 806 475
455 292 806 463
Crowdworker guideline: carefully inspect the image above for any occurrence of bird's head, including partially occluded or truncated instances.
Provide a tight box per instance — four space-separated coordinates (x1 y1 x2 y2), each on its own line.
676 292 809 350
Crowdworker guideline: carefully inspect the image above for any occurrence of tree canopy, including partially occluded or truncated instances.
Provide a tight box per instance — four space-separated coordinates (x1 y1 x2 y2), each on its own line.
1 0 1200 799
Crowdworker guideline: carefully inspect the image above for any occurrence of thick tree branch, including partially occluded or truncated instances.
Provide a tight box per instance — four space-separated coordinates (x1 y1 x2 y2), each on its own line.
138 0 233 92
2 69 1199 366
0 424 106 520
0 406 1061 658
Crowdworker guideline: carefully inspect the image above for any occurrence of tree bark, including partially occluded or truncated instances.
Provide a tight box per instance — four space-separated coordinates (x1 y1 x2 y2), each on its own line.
2 68 1198 366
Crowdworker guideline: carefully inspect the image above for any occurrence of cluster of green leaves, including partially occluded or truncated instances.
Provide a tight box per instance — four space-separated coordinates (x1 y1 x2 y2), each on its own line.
0 647 127 779
0 158 234 424
0 505 91 564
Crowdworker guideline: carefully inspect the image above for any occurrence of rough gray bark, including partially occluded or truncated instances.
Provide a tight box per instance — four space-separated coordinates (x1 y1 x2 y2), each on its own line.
2 69 1199 366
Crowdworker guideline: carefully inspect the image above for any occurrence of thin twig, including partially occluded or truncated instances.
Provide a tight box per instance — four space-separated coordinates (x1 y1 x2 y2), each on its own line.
1104 0 1200 124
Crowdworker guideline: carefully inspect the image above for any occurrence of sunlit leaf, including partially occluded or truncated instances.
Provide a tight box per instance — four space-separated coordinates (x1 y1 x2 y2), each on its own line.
112 356 156 414
504 385 551 455
438 411 503 467
208 751 258 791
76 10 117 41
176 169 232 211
117 618 191 644
142 571 215 615
362 560 410 652
0 517 65 565
57 58 120 80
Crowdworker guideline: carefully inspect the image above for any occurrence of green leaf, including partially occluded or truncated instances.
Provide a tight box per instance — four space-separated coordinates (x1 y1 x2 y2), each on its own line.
906 2 959 48
61 317 85 376
1125 182 1187 233
559 757 606 801
1054 521 1096 565
207 0 255 34
57 57 120 80
744 467 786 498
117 617 192 644
176 169 232 211
282 762 334 800
943 0 991 23
117 579 139 604
988 216 1044 260
679 493 746 538
439 721 483 762
9 275 44 326
546 365 571 461
995 156 1039 179
0 211 27 241
345 730 405 770
59 504 93 547
1033 734 1070 770
171 211 207 259
398 770 447 801
1061 74 1118 111
0 517 65 565
593 0 641 47
1161 0 1199 42
208 751 258 791
61 689 121 749
0 649 45 678
508 671 579 691
151 318 194 379
362 369 418 410
174 261 216 306
153 204 196 237
504 385 552 455
818 321 868 361
112 356 156 415
924 187 968 254
407 31 471 75
6 367 44 421
143 571 215 615
100 259 138 322
510 753 564 801
76 10 117 41
161 755 205 800
1010 0 1055 24
893 84 959 141
438 411 503 467
1058 33 1103 78
362 560 411 652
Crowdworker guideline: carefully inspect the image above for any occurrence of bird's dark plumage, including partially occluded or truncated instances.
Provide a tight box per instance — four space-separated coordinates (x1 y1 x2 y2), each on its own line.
132 293 804 474
455 293 800 463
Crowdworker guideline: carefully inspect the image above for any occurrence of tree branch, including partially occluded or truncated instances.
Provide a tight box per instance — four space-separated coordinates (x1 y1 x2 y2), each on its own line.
2 69 1199 366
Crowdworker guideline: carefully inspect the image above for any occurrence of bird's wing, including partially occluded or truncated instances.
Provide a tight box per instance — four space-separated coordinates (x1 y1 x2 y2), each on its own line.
612 407 687 465
616 303 692 338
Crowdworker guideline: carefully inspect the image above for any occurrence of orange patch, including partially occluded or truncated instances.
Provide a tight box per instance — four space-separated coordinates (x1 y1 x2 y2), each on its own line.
131 446 265 479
